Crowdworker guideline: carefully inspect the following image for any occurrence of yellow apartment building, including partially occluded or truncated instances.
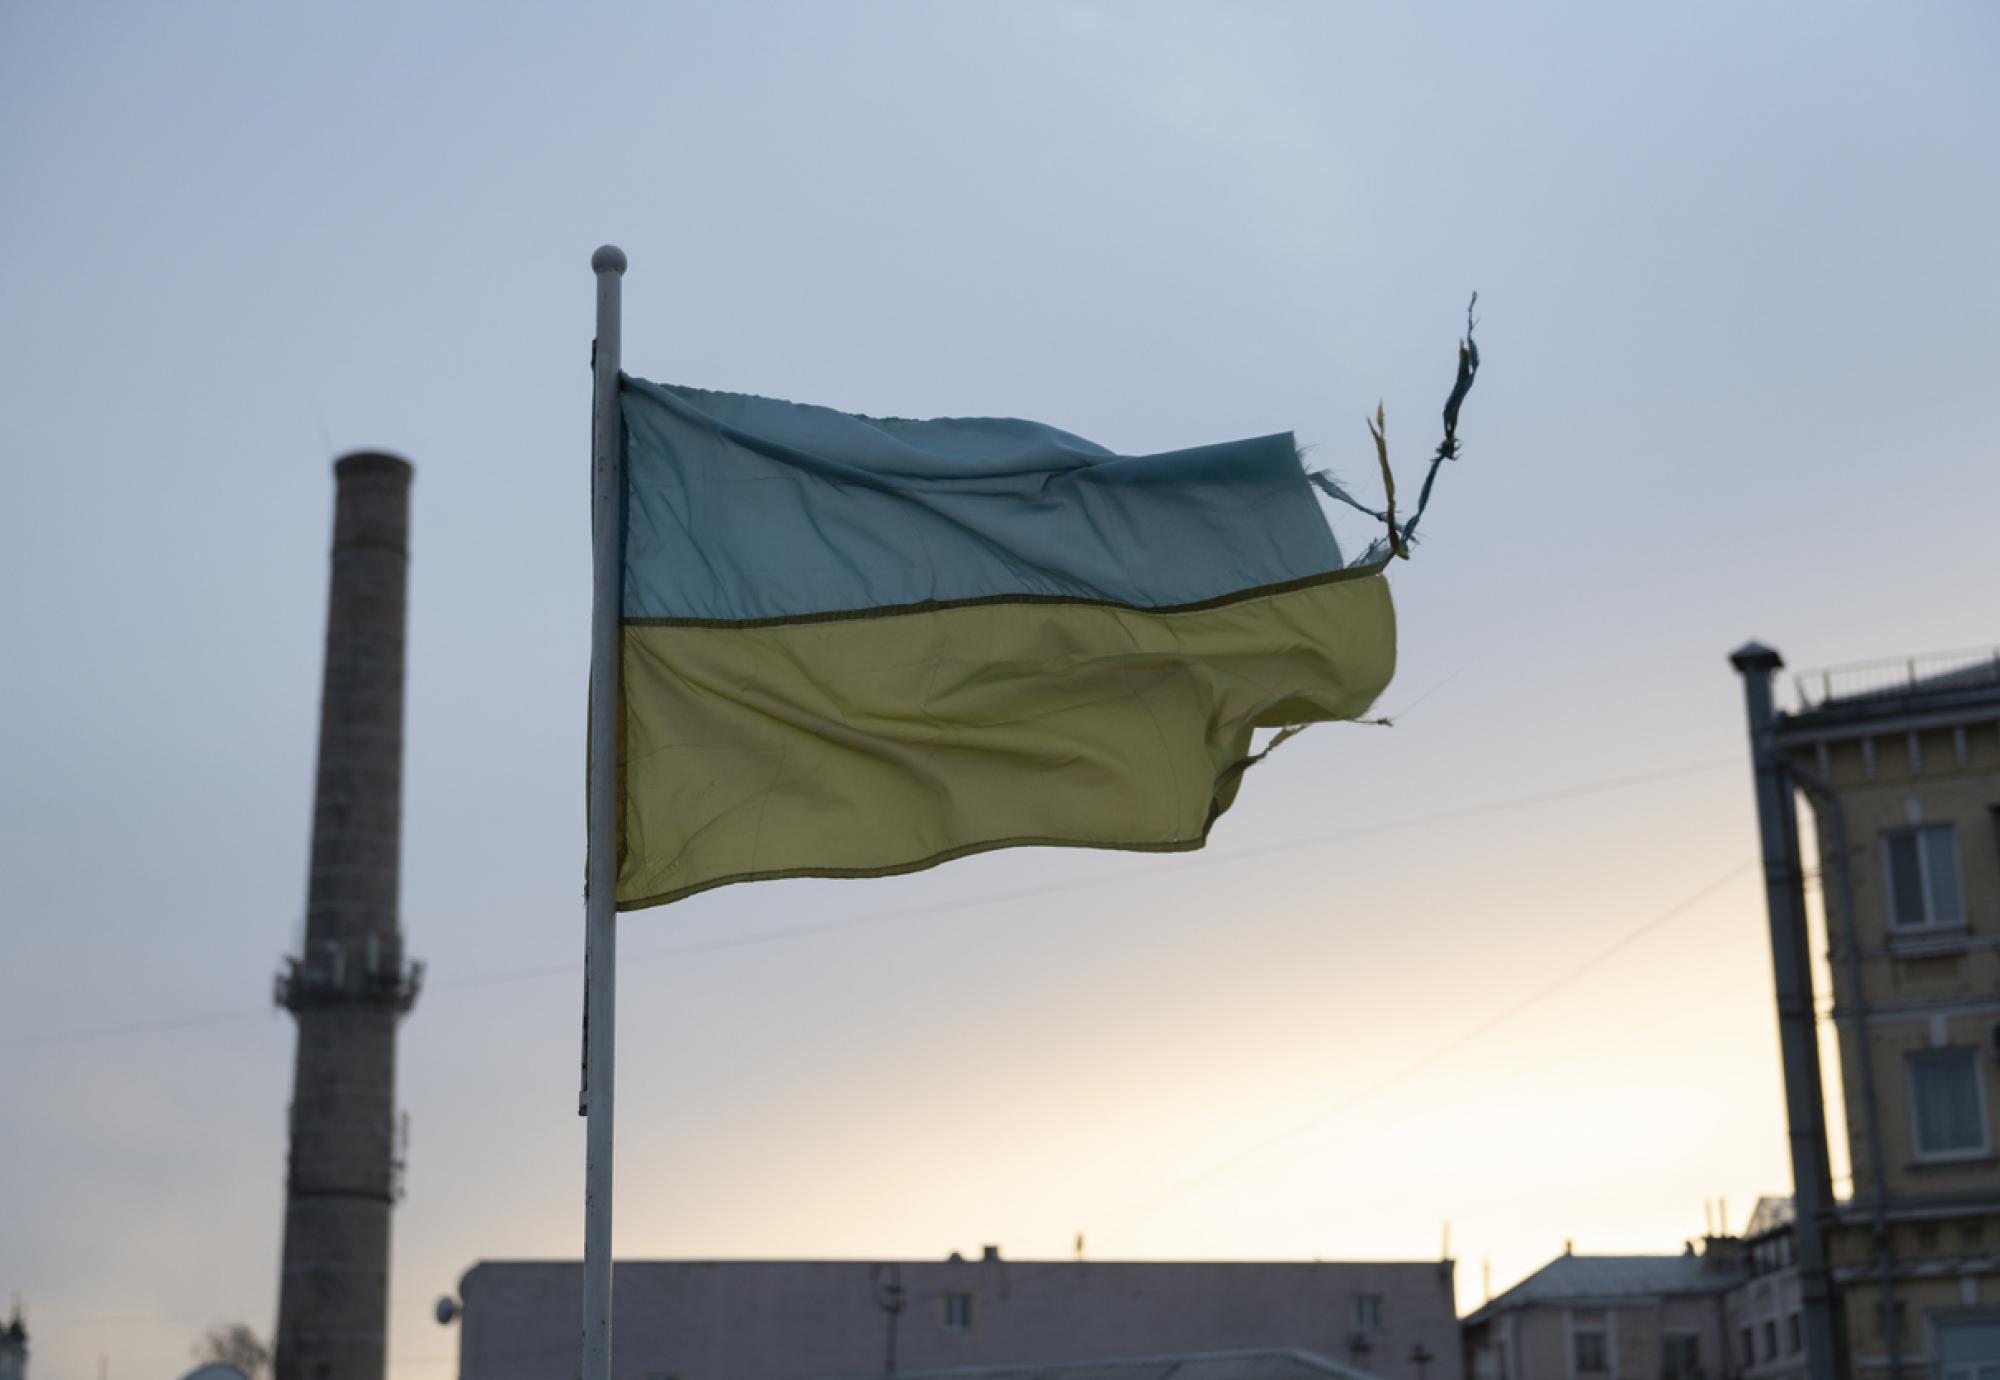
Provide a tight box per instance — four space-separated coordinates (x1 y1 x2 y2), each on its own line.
1734 645 2000 1380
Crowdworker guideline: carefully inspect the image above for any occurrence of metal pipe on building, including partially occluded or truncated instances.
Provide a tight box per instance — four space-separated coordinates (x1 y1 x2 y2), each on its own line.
1729 642 1842 1380
1789 765 1901 1380
274 452 422 1380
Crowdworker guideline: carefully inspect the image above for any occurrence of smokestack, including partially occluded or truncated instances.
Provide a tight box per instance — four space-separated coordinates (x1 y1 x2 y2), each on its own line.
274 452 421 1380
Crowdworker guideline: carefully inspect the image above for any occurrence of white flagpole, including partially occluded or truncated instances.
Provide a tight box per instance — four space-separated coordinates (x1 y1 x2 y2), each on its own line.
582 243 626 1380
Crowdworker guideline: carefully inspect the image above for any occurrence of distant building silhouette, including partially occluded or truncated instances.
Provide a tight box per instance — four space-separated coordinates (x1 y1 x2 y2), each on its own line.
0 1306 26 1380
445 1250 1461 1380
1462 1243 1748 1380
838 1349 1385 1380
1720 1199 1806 1380
1463 1203 1815 1380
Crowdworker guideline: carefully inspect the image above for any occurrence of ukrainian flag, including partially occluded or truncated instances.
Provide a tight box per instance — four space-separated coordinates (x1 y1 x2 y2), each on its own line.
613 380 1401 909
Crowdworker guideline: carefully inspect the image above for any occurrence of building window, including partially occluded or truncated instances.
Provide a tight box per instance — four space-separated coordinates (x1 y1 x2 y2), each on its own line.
1883 825 1964 930
1354 1295 1384 1331
941 1293 974 1331
1937 1314 2000 1380
1761 1321 1777 1362
1574 1328 1607 1374
1787 1314 1801 1355
1741 1327 1755 1367
1908 1049 1992 1160
1662 1333 1700 1380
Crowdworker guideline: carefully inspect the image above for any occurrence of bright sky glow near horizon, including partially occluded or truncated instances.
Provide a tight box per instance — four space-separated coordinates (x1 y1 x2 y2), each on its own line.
3 4 1998 1380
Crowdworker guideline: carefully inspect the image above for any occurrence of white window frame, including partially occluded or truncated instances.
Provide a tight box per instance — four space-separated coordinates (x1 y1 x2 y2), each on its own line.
1882 824 1965 932
1906 1047 1993 1163
941 1292 975 1331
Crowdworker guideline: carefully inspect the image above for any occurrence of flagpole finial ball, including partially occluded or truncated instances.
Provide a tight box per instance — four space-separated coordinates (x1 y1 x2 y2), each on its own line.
592 245 627 275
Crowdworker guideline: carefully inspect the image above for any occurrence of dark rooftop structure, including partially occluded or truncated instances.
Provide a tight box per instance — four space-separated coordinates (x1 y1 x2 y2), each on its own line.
1461 1252 1742 1329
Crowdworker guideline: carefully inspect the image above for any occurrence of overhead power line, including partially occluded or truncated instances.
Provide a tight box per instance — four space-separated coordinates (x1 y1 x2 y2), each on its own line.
0 756 1739 1056
1086 856 1760 1249
882 855 1762 1316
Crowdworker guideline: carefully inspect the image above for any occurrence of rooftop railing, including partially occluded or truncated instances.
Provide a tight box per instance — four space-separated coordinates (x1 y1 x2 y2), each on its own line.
1793 646 2000 712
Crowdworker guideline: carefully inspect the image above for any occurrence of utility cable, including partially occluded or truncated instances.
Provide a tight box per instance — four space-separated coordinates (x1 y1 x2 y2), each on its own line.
0 756 1740 1056
1085 856 1759 1250
887 856 1759 1313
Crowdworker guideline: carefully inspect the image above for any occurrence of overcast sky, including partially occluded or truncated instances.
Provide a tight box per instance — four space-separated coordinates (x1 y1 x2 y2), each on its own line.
4 4 1998 1380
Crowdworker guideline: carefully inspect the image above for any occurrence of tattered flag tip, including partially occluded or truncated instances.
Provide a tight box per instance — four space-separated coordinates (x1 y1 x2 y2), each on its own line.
1306 295 1481 564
